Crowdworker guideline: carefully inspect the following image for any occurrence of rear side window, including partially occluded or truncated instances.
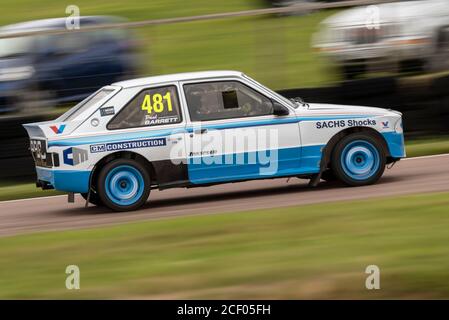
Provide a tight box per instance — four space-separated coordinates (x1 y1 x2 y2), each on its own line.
59 88 114 121
107 85 182 130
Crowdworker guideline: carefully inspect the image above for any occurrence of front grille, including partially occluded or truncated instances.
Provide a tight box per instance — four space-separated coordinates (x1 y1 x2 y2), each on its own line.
0 96 13 113
347 27 380 45
29 139 54 168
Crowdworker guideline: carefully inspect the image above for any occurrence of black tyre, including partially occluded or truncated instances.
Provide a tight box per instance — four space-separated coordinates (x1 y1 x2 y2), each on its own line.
331 133 386 186
342 64 366 80
81 190 103 206
321 170 337 182
97 158 151 212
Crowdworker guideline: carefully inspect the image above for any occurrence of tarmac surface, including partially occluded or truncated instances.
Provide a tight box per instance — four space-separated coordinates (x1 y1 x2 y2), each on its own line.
0 154 448 237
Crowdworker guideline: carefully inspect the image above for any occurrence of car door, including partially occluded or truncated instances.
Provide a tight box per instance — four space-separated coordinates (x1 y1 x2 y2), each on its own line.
105 83 188 187
181 78 303 184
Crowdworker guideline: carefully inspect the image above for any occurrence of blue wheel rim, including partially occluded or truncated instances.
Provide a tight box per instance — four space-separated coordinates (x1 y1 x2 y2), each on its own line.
105 165 145 206
341 140 380 181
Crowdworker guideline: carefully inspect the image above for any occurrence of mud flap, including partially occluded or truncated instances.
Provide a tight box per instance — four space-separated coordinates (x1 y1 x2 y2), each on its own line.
67 192 75 203
308 172 322 187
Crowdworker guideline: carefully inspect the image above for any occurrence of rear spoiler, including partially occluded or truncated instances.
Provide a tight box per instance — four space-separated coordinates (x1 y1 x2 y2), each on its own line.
22 120 80 139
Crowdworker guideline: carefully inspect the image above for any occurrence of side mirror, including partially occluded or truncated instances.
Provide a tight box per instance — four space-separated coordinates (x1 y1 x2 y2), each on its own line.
272 101 289 116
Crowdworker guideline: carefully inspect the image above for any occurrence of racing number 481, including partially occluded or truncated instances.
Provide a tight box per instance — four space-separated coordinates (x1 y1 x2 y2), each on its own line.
141 92 173 114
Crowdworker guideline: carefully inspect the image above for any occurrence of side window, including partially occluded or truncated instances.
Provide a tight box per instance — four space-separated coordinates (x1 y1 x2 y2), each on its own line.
50 33 90 55
184 81 273 121
107 85 182 130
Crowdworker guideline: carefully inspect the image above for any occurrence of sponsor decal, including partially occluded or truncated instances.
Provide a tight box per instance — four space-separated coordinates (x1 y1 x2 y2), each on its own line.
144 114 179 126
63 147 88 166
189 150 218 157
316 119 377 129
30 139 48 167
30 139 46 159
50 124 66 134
381 121 389 129
100 106 115 117
90 137 166 153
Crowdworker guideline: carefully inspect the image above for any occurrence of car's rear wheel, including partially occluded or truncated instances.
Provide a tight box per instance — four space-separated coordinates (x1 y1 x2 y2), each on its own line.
331 133 386 186
97 159 150 211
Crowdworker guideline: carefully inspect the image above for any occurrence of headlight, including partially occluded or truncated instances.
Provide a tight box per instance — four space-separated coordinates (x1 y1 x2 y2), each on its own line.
395 119 403 134
0 66 35 81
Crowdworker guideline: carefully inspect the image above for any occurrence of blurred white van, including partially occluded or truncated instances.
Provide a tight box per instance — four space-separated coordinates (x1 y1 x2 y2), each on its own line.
313 0 449 79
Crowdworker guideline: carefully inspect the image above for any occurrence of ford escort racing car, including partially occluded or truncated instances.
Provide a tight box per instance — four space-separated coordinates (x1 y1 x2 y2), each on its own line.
24 71 405 211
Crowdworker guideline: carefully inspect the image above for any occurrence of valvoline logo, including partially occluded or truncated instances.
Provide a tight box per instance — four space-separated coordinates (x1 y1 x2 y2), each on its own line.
50 124 66 134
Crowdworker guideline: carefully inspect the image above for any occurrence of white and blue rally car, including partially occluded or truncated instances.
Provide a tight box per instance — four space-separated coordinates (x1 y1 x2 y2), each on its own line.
24 71 405 211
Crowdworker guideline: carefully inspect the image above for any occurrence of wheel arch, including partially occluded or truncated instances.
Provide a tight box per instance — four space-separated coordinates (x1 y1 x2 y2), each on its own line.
320 126 391 171
89 151 156 191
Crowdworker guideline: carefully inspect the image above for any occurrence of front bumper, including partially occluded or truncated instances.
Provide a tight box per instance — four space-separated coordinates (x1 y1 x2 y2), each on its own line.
319 37 431 67
382 131 406 159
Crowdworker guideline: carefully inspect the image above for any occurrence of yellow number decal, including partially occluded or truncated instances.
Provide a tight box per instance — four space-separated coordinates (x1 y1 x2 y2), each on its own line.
141 91 174 114
152 94 164 113
141 94 153 113
164 92 173 112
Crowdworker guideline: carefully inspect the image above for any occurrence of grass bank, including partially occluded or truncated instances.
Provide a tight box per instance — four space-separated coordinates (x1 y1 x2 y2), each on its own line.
0 191 448 298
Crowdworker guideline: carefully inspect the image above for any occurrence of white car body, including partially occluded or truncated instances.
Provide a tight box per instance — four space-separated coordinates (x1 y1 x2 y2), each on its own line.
23 71 405 210
313 0 449 73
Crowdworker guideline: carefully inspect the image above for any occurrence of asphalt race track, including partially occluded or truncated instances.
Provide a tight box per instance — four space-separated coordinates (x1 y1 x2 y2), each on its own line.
1 154 448 237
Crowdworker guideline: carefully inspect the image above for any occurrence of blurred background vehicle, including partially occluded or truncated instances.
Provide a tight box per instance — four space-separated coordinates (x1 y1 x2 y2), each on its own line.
313 0 449 79
0 16 140 114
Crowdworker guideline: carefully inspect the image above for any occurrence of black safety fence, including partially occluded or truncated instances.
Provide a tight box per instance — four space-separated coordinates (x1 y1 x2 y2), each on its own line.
279 74 449 137
1 74 449 180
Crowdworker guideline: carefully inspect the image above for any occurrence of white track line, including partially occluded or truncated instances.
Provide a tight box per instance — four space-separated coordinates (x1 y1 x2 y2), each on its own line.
402 153 449 161
1 153 449 204
0 195 66 204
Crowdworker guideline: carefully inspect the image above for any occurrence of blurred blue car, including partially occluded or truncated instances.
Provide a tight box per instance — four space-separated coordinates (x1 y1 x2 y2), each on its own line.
0 16 140 113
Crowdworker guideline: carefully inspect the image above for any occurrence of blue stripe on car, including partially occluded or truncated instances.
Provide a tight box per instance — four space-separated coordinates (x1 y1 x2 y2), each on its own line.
48 115 374 147
187 145 323 184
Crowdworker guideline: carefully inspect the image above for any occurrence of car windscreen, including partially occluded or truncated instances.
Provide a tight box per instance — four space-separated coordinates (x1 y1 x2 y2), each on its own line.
0 36 34 58
58 88 114 122
242 74 296 108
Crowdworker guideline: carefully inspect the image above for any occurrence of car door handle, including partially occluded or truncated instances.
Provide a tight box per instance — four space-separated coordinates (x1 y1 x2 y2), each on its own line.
189 128 207 137
194 128 208 134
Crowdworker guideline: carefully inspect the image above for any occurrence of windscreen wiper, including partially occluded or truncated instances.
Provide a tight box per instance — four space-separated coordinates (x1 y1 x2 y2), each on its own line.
289 97 309 108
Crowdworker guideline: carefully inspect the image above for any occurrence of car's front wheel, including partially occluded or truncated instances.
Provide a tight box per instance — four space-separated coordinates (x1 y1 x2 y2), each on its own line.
331 133 386 186
97 159 151 211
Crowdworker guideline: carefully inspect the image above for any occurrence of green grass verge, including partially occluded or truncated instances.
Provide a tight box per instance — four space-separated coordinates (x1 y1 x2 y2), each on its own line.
0 182 63 201
405 136 449 158
0 191 449 299
1 136 448 202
